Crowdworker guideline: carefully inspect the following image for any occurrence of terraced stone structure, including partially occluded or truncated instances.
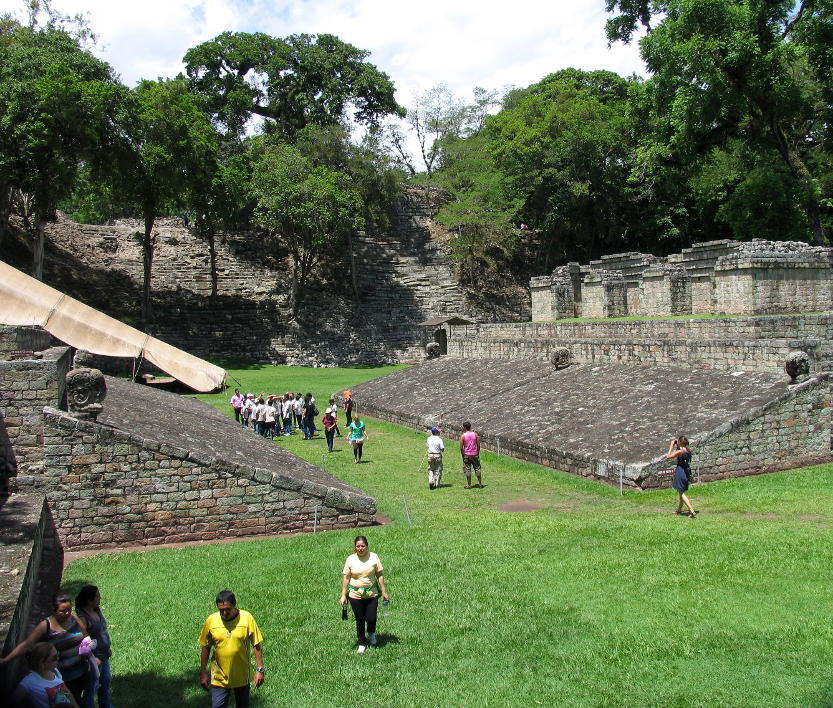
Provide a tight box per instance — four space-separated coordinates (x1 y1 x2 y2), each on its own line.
1 330 376 550
531 239 833 320
346 357 831 489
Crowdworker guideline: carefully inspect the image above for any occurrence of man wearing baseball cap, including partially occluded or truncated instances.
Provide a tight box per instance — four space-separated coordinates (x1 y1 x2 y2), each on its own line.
426 427 445 490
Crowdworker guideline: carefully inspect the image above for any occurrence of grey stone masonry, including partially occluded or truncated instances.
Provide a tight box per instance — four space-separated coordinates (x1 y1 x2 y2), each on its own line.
530 264 581 320
447 314 833 375
640 264 692 317
636 373 832 488
0 334 71 488
532 239 833 320
346 358 831 489
0 495 49 697
581 271 628 319
11 376 377 550
713 241 833 315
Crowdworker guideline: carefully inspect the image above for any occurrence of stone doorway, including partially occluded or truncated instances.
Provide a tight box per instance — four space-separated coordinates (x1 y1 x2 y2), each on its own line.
433 328 447 355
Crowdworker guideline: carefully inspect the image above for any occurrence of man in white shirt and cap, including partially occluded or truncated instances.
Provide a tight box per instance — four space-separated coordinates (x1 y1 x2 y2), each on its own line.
426 427 445 490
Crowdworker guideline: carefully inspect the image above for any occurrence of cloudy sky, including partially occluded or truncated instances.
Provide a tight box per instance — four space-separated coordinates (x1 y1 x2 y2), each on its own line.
1 0 647 163
2 0 647 93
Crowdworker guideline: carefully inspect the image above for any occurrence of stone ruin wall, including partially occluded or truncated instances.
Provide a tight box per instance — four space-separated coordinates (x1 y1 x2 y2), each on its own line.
636 374 832 488
36 188 528 368
14 408 375 551
0 333 377 552
0 329 70 487
531 239 833 321
0 496 52 698
444 314 833 375
486 374 831 486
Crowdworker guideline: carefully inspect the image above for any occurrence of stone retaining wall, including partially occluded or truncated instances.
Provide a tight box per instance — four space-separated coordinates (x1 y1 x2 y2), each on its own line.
636 374 832 488
12 408 376 551
347 358 831 489
532 239 833 320
0 335 71 487
0 495 50 697
445 315 833 374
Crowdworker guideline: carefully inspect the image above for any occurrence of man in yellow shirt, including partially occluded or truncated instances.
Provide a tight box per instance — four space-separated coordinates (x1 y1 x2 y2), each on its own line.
199 590 264 708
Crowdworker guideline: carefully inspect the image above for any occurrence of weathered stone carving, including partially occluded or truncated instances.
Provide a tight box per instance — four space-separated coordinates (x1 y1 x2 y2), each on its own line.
785 350 810 384
66 368 107 421
550 348 571 369
73 349 94 368
426 342 441 358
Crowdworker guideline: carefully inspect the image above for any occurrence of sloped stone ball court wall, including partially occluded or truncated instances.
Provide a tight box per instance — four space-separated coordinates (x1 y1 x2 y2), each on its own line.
15 376 377 550
346 358 831 489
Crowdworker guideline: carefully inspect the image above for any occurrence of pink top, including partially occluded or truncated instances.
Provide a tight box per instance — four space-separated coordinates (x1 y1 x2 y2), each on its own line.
461 431 479 456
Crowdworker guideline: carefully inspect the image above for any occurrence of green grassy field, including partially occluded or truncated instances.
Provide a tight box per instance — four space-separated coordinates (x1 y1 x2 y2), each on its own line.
61 364 833 707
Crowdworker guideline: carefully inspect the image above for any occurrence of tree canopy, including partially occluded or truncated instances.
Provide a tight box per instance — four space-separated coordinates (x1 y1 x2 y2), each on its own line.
0 16 123 277
184 31 404 139
249 139 365 317
605 0 833 244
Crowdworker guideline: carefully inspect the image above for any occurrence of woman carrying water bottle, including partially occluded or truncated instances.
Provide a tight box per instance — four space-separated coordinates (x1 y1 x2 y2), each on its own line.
339 536 389 653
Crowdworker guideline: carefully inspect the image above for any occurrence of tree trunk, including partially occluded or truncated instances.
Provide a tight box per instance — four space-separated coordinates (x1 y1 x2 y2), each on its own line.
347 230 359 297
31 213 45 281
0 183 10 247
767 115 826 245
198 215 219 298
288 252 300 320
142 212 156 322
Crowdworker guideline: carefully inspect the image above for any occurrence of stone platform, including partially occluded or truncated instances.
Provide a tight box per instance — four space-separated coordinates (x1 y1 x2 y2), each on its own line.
14 377 377 550
347 358 831 488
0 495 52 696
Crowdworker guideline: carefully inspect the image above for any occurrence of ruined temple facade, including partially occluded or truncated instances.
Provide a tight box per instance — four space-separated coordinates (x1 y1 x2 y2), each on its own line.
531 239 833 321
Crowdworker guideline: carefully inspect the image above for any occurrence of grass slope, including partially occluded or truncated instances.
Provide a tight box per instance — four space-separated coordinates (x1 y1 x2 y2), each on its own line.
61 364 833 707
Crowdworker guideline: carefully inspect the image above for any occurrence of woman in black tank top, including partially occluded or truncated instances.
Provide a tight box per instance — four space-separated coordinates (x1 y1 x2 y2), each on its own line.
667 436 697 518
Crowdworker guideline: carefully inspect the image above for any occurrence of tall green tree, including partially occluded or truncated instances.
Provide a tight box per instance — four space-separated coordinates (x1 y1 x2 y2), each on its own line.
111 77 218 321
249 140 364 317
606 0 833 244
485 69 636 267
183 32 403 140
292 124 405 296
0 13 123 277
434 131 521 288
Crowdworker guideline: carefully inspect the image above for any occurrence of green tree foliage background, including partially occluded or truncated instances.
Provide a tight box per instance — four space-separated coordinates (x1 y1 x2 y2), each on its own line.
2 0 831 311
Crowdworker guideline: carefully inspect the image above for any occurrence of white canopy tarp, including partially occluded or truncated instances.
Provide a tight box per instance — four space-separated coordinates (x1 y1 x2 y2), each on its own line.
0 261 226 392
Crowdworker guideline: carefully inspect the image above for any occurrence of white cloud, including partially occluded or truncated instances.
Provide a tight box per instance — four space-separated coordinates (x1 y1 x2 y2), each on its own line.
0 0 645 90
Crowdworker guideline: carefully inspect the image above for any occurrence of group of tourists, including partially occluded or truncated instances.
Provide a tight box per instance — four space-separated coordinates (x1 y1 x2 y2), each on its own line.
423 421 483 490
229 388 354 442
229 388 369 461
229 389 317 439
4 535 388 708
2 586 113 708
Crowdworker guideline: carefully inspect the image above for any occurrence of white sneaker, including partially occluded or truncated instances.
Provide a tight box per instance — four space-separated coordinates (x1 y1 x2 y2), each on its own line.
369 634 377 646
357 645 366 654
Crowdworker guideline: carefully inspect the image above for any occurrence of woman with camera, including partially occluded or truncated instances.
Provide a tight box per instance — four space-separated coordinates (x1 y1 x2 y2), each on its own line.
667 436 696 518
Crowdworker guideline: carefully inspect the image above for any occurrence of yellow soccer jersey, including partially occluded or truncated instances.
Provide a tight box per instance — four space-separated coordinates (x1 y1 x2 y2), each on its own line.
198 610 263 688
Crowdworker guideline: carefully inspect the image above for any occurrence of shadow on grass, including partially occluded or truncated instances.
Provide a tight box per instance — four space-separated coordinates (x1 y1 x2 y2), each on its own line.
202 356 265 370
115 671 267 708
374 633 400 649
